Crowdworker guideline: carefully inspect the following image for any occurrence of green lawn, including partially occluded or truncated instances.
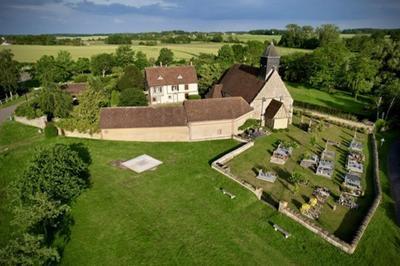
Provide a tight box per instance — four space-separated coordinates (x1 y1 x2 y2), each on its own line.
228 115 373 240
286 82 373 116
2 42 310 63
0 121 399 265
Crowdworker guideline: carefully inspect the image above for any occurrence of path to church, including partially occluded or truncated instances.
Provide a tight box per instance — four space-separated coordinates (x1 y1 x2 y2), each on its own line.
388 140 400 225
0 103 18 125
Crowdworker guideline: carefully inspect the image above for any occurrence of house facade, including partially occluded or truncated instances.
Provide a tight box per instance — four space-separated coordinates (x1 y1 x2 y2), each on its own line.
145 65 199 104
206 43 293 129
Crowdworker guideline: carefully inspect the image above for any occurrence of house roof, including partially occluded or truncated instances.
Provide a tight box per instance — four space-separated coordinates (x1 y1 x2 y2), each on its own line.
145 65 198 87
218 64 266 103
265 99 286 119
262 43 280 57
61 83 87 95
100 98 253 129
100 106 187 129
205 84 223 98
184 97 253 122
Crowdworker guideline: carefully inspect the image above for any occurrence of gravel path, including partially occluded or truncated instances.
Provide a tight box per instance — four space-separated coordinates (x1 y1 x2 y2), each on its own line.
388 140 400 225
0 104 18 125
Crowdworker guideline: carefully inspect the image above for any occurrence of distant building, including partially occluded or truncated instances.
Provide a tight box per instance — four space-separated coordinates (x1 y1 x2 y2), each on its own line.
145 65 199 104
207 43 293 129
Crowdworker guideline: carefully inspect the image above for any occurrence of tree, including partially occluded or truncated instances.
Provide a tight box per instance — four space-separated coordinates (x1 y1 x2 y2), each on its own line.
58 78 109 133
17 144 89 205
35 55 57 86
119 88 148 106
114 45 135 67
217 45 235 66
0 49 19 98
156 48 174 66
74 57 90 74
0 234 59 266
117 65 145 91
91 53 114 77
196 63 224 96
245 41 265 66
345 54 378 99
382 78 400 120
232 44 247 63
289 171 304 185
12 192 70 239
135 51 150 70
38 86 72 118
55 50 73 82
317 24 340 47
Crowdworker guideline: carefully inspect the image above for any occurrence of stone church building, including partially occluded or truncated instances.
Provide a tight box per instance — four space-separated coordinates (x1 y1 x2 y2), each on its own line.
207 43 293 129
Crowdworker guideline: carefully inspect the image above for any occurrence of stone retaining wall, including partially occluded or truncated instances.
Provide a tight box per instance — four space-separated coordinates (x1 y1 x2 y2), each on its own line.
211 133 382 254
59 128 101 140
14 116 47 129
278 134 381 254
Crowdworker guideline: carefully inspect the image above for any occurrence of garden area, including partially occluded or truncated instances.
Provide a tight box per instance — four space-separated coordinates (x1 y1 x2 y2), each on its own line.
0 121 399 265
228 113 374 241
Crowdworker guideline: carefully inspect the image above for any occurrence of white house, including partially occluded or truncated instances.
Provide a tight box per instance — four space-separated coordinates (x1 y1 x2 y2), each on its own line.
145 65 199 104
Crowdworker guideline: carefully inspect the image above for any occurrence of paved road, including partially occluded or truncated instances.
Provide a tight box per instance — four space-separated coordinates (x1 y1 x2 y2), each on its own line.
388 140 400 225
0 104 18 125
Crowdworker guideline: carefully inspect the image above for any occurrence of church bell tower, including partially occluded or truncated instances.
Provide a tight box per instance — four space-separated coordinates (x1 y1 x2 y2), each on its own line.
259 42 280 80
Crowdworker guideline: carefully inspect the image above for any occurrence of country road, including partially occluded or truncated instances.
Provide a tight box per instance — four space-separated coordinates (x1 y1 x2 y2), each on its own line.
388 140 400 225
0 104 18 125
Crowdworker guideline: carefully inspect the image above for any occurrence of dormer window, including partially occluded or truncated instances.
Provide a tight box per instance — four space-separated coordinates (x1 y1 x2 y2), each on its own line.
157 75 163 80
177 74 183 79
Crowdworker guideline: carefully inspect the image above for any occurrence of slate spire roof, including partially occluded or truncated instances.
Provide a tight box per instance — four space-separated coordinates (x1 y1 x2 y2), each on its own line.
262 42 280 58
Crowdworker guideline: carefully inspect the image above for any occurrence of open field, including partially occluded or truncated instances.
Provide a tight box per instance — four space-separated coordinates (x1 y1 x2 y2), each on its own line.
2 42 311 63
228 115 373 240
286 82 373 116
0 121 399 265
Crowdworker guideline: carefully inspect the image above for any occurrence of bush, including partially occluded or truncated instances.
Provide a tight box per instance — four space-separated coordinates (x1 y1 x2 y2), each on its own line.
15 100 44 119
119 88 147 106
239 119 260 131
374 119 386 132
73 74 89 83
44 123 58 138
110 90 120 107
188 95 201 100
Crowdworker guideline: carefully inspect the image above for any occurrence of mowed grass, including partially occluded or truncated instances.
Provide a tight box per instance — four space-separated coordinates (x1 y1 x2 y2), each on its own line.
3 42 310 63
0 121 399 265
286 82 373 116
228 115 373 240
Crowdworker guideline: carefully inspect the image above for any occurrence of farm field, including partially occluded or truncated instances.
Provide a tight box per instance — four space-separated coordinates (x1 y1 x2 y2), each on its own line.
286 82 373 116
2 42 311 63
228 115 373 240
0 121 399 265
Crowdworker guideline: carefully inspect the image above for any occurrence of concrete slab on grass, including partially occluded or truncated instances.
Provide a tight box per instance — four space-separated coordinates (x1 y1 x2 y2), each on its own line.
122 154 163 173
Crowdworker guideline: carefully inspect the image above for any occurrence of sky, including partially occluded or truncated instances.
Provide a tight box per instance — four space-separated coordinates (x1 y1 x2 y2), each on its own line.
0 0 399 34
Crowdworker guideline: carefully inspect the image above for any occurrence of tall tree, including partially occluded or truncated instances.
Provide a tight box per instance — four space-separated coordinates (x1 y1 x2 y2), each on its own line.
117 65 145 91
35 55 57 86
91 53 114 77
38 86 72 118
55 50 73 82
134 51 150 70
114 45 135 67
217 45 235 66
0 49 19 98
345 54 378 99
74 57 90 75
17 144 89 205
245 40 265 66
156 48 174 66
317 24 341 47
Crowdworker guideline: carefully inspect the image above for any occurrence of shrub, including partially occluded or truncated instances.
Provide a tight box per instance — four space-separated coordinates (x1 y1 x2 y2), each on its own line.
110 90 120 107
73 74 89 83
44 123 58 138
15 100 44 119
188 95 201 100
239 119 260 131
119 88 147 106
374 119 386 132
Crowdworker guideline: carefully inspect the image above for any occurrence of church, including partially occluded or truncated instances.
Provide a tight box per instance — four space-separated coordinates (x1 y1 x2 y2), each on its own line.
207 43 293 129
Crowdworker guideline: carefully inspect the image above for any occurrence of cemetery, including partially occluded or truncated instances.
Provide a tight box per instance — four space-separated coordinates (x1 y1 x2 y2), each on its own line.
226 114 374 239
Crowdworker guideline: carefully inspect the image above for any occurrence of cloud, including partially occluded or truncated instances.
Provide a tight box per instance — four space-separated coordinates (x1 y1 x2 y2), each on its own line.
64 0 177 8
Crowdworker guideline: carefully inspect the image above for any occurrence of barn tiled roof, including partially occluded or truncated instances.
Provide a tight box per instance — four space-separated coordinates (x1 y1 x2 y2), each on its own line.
145 65 198 87
218 64 266 103
100 106 187 129
100 98 253 129
184 97 253 122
